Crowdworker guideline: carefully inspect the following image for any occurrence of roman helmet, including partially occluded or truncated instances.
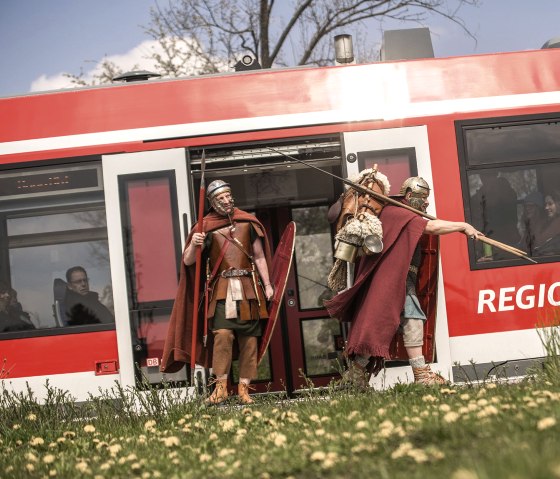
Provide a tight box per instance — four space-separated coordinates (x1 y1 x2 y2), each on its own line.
400 176 430 211
207 179 234 216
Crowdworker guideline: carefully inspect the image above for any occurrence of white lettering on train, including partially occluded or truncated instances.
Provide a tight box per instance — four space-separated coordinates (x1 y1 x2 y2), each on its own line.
478 282 560 314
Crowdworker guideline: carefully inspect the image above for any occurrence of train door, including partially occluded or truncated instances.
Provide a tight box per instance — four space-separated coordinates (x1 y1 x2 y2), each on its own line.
342 127 452 384
189 140 345 394
102 149 193 390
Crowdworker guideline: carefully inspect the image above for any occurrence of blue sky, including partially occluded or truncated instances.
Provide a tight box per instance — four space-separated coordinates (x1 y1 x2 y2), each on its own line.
1 0 560 97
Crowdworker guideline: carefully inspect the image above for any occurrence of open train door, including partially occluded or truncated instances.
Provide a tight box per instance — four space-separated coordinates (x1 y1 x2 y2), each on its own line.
342 126 453 386
102 148 201 392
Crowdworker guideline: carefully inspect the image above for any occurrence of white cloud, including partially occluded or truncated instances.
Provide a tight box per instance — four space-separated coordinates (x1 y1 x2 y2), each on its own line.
28 38 209 93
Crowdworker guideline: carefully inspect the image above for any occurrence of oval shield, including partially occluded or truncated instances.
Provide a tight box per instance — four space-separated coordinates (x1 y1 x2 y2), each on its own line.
257 221 296 364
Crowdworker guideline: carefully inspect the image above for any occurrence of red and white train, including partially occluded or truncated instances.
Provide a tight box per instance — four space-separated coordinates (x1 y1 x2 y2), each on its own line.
1 46 560 401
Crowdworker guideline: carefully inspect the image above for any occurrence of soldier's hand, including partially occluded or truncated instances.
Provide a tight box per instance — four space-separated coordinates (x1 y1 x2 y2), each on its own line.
191 232 206 247
265 284 274 301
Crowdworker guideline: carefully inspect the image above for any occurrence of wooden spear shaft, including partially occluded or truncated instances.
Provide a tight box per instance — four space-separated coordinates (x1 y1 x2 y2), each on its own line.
267 147 537 264
190 150 206 378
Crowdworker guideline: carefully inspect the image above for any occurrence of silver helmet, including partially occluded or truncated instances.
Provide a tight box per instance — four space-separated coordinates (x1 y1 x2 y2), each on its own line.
399 177 430 211
207 179 231 201
206 179 234 216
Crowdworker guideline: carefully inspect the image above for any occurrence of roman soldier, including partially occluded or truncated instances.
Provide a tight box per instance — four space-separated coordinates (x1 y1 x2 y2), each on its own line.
325 176 482 386
161 180 273 405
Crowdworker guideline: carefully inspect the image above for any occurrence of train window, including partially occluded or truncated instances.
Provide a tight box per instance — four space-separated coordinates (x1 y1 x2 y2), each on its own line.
0 163 114 336
458 116 560 268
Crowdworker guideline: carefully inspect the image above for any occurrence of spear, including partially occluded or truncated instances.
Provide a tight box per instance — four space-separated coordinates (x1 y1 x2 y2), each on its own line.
266 147 537 264
190 150 206 381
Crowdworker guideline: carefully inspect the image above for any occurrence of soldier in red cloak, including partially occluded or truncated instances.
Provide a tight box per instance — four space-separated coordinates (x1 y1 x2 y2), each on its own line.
325 177 482 386
161 180 273 404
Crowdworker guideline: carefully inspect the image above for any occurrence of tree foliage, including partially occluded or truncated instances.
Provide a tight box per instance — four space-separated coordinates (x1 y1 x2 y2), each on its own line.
66 0 478 85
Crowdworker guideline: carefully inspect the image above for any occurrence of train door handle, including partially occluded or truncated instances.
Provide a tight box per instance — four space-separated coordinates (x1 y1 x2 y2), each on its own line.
286 289 296 307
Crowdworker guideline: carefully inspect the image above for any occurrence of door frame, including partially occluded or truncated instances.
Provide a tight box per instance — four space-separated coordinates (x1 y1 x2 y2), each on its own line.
102 148 191 390
342 126 453 386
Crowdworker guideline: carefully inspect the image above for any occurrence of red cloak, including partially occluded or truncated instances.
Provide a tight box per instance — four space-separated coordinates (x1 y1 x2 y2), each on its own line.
324 205 426 361
160 208 272 373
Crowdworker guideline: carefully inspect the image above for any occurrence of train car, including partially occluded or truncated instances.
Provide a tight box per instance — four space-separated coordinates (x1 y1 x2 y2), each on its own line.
1 47 560 401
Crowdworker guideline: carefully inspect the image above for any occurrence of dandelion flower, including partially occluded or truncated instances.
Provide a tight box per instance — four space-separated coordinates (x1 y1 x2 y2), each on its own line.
356 420 368 429
391 442 413 459
162 436 180 448
75 461 89 473
310 451 327 461
451 468 479 479
29 437 45 447
439 404 451 412
273 433 287 447
422 394 437 402
218 448 235 457
537 417 557 430
49 470 57 477
315 429 325 436
443 412 460 423
199 453 212 463
220 419 236 432
215 461 227 468
209 433 218 441
83 424 96 433
63 431 76 439
144 420 157 431
486 383 497 389
459 394 470 400
12 424 21 430
408 448 429 463
25 452 38 462
108 444 122 456
25 464 35 472
43 455 56 464
26 413 37 421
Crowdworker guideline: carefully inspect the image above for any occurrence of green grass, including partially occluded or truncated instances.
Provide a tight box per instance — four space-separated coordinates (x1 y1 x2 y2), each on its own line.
1 373 559 479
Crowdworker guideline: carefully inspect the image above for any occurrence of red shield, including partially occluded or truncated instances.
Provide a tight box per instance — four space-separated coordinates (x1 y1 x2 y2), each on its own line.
257 221 296 364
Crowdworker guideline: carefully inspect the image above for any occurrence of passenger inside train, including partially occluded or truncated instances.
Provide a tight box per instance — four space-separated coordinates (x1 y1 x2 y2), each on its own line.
0 281 35 332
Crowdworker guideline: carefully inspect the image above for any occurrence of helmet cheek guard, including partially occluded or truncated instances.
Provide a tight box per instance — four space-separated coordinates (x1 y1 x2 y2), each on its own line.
207 180 234 216
399 177 430 211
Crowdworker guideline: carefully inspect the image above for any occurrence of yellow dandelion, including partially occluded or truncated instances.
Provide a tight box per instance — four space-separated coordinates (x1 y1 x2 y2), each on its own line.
26 413 37 421
162 436 180 448
356 420 368 429
273 433 287 447
347 410 359 420
460 393 470 400
209 433 219 441
131 462 142 471
25 452 38 462
476 398 488 406
218 448 235 457
407 448 429 463
486 383 497 389
49 470 57 477
75 461 89 473
439 404 451 412
220 419 236 432
310 451 327 461
43 454 56 464
451 468 479 479
537 417 557 430
422 394 437 402
12 424 21 430
25 464 35 472
63 431 76 438
377 408 386 415
443 412 460 423
315 429 325 436
29 437 45 447
199 453 212 463
391 442 413 459
144 420 157 431
108 444 122 456
215 460 227 468
83 424 96 433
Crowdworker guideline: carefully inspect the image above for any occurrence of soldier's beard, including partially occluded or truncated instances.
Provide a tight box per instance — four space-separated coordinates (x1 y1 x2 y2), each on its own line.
212 198 235 216
408 196 428 212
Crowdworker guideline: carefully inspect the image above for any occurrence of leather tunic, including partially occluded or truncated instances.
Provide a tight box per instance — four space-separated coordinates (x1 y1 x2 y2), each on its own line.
207 222 268 321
